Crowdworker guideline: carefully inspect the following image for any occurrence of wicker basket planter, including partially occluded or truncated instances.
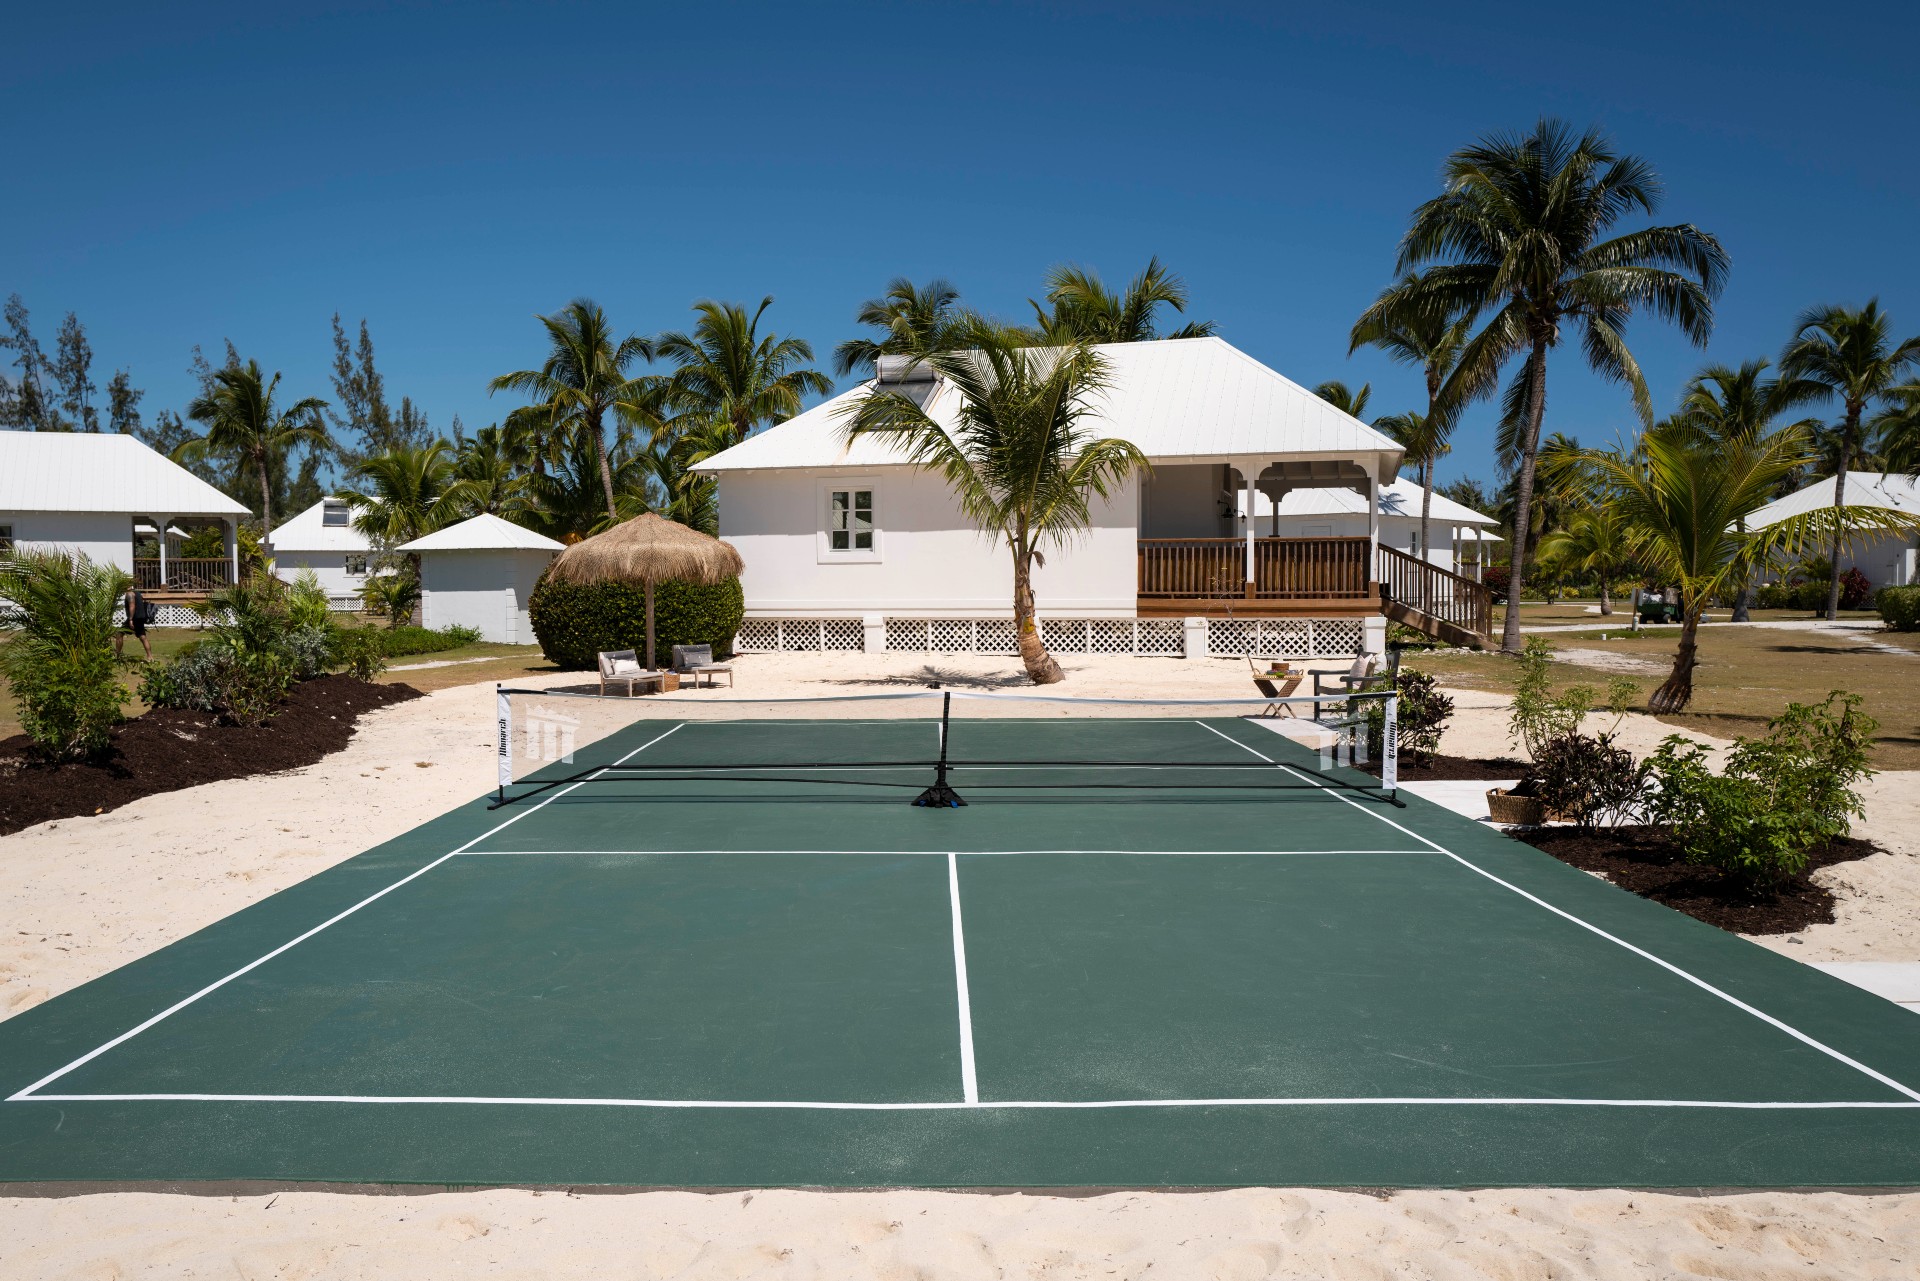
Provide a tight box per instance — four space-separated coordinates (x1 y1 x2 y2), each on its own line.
1486 788 1545 826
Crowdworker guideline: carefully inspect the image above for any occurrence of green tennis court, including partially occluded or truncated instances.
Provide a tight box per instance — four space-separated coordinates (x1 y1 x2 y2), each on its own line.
5 698 1920 1188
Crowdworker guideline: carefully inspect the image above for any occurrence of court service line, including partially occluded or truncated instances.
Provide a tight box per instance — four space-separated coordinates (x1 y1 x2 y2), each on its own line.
19 1092 1920 1111
454 848 1433 858
947 853 980 1104
5 726 688 1104
1196 720 1920 1106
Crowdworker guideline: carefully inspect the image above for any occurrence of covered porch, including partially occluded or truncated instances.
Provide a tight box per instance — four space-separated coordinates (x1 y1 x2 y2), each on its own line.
131 514 240 598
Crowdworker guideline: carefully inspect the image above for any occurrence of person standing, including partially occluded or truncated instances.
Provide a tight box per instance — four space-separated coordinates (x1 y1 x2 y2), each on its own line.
117 584 152 660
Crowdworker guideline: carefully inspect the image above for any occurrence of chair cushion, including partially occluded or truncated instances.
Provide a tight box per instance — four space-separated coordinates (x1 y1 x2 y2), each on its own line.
610 658 642 676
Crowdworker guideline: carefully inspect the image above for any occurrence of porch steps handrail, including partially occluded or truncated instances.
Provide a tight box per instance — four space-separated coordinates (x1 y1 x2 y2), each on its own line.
1376 543 1492 646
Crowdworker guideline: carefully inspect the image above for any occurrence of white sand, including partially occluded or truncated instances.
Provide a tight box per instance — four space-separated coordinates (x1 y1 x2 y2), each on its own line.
4 651 1918 1278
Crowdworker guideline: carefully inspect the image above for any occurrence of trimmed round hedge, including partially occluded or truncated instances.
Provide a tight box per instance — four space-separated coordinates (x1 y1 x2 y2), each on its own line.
528 573 745 670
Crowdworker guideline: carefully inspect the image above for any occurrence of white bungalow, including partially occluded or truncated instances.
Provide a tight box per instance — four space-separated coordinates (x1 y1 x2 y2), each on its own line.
694 337 1494 658
1745 472 1920 589
1246 477 1501 579
397 514 564 644
0 432 247 623
270 495 379 608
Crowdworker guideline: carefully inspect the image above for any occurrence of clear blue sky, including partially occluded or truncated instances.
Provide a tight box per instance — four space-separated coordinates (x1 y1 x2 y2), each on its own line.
7 0 1916 487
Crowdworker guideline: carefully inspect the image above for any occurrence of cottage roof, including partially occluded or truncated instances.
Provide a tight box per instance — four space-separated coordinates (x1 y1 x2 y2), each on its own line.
0 432 250 516
1743 472 1920 530
398 513 565 553
271 496 374 552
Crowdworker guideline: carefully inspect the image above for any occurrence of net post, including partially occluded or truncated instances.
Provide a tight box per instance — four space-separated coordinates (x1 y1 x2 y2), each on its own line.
912 689 967 808
493 685 511 808
1382 691 1400 804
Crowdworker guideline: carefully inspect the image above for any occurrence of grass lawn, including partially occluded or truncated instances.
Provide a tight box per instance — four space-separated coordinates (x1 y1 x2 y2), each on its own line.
1411 624 1920 768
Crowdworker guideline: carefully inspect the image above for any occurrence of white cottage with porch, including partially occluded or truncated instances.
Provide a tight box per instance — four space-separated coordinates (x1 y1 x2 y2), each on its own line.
695 338 1493 659
270 496 378 609
0 432 247 625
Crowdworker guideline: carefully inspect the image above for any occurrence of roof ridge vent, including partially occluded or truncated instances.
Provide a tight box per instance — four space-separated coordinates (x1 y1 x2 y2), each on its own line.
874 354 937 385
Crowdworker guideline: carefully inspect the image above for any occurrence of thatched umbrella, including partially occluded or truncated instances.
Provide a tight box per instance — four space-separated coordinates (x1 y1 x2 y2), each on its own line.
546 513 744 667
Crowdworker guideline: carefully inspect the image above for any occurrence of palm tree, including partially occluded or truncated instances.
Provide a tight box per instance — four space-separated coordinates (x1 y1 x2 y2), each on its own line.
1537 506 1635 613
1383 119 1728 653
489 300 655 525
1873 383 1920 478
656 297 832 447
1350 277 1476 564
840 319 1147 684
1312 380 1372 421
445 425 537 519
1580 421 1905 711
347 441 458 549
637 418 733 535
1778 302 1920 618
1672 359 1820 619
177 361 329 561
1373 410 1450 559
528 425 657 542
833 278 963 377
1029 257 1215 343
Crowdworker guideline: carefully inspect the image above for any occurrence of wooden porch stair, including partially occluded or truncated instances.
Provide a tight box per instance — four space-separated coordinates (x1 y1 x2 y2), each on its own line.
1376 544 1492 649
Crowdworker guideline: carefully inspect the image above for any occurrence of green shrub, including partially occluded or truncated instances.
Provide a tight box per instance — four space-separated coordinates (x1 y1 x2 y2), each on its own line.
360 570 421 627
1647 691 1877 887
138 639 290 727
368 624 480 657
1361 669 1455 765
328 629 389 680
1527 732 1651 828
1507 637 1594 759
286 570 333 631
1876 585 1920 632
529 574 745 669
1755 580 1825 611
1840 567 1873 610
0 551 130 760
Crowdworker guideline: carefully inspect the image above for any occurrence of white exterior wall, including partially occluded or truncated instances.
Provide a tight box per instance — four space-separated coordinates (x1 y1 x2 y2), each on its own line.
1 511 135 570
1140 464 1233 538
418 549 554 643
1840 532 1920 589
273 552 366 602
718 467 1140 615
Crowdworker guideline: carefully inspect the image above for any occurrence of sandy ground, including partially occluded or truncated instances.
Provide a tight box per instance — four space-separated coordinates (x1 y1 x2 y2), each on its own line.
4 650 1919 1278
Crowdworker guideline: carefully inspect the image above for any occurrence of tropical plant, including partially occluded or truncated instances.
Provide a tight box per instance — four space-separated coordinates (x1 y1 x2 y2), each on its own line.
833 278 964 377
1359 669 1455 766
1579 421 1910 710
1526 732 1651 829
489 300 656 524
1027 257 1215 343
840 320 1147 683
359 570 423 628
1778 302 1920 618
1877 584 1920 631
1379 119 1728 652
1350 279 1477 560
175 360 330 560
445 424 537 519
656 297 831 447
1312 380 1371 421
1874 383 1920 477
1537 506 1636 613
0 551 130 761
1506 637 1593 758
527 423 657 540
528 574 744 669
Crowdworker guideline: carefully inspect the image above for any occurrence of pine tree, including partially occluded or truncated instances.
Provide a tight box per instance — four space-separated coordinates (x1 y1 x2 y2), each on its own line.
107 370 144 434
51 312 98 431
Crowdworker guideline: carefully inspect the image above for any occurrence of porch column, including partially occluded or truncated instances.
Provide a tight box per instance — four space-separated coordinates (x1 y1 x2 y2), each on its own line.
1236 458 1261 595
225 517 239 584
156 515 170 588
1366 473 1380 586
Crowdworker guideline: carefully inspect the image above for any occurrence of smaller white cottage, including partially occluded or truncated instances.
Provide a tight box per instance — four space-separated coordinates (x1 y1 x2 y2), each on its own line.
398 514 564 643
270 496 377 608
1745 472 1920 589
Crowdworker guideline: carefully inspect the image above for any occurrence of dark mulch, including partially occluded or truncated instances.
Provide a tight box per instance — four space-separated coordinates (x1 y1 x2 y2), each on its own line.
0 676 423 836
1360 753 1529 781
1512 824 1883 935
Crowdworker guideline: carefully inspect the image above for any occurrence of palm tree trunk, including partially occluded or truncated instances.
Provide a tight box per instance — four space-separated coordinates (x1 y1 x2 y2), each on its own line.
1824 409 1857 619
1730 517 1751 622
589 408 618 525
1012 546 1063 685
1499 342 1550 654
1647 606 1702 712
1599 580 1611 615
255 450 274 569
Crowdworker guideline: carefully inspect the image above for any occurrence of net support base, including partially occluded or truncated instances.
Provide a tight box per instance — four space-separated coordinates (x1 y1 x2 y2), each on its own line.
911 780 968 808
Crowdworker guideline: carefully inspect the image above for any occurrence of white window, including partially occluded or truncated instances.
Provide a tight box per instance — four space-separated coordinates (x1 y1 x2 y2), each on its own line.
322 501 349 528
344 554 368 576
818 479 882 562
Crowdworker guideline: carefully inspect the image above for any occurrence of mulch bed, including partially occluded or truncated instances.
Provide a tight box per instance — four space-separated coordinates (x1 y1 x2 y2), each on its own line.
1512 824 1882 935
0 676 423 836
1360 753 1528 781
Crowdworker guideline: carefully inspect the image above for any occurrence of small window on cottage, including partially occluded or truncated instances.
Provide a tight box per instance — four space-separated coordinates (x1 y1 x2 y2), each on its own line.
828 489 874 551
1410 531 1420 554
344 555 368 576
322 501 349 528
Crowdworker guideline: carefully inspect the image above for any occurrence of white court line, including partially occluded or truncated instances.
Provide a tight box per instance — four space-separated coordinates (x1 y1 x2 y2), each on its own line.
455 848 1433 857
947 852 979 1104
1199 720 1920 1105
6 725 688 1104
18 1092 1920 1111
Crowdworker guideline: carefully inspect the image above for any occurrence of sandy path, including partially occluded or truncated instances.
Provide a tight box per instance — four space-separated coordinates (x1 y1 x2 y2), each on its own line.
4 652 1918 1278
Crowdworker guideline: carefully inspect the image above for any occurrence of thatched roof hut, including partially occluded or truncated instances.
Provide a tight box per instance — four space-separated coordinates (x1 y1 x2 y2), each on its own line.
547 514 743 666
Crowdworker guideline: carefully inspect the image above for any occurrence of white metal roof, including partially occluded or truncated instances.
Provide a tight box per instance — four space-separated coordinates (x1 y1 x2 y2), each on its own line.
1243 476 1500 526
1744 473 1920 530
694 337 1406 483
271 496 374 552
398 513 566 553
0 431 250 516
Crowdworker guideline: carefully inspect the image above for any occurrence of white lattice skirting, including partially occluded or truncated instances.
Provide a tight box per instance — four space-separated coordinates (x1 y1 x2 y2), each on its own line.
733 616 1369 658
105 605 232 629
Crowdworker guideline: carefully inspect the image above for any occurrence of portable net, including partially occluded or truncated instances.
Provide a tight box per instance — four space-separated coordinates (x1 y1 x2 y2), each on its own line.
492 685 1400 809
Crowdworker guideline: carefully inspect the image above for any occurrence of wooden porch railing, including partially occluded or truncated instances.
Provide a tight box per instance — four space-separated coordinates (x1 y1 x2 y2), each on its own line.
1376 543 1492 637
133 558 235 592
1138 536 1373 600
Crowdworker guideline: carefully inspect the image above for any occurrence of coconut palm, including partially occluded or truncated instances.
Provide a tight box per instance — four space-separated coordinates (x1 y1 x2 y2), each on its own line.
1778 302 1920 618
1580 422 1906 711
840 319 1147 684
528 425 656 541
1351 279 1477 563
1372 409 1451 560
1029 257 1215 343
637 418 733 535
1312 380 1372 421
347 441 458 550
445 425 537 519
833 278 964 377
1874 384 1920 478
1381 119 1728 652
176 360 329 560
656 297 831 447
1537 506 1635 614
489 300 656 525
